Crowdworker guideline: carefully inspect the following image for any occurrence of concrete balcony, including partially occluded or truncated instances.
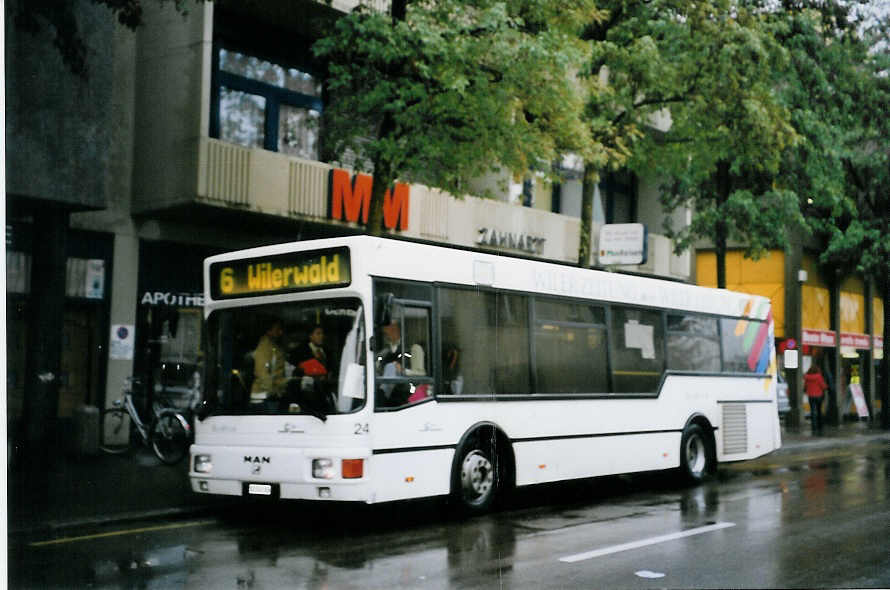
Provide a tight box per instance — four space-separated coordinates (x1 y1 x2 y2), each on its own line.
186 138 582 263
133 137 688 280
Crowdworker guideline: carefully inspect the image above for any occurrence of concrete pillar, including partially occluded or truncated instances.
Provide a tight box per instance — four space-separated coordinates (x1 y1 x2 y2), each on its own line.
865 280 875 421
828 279 842 426
103 231 140 407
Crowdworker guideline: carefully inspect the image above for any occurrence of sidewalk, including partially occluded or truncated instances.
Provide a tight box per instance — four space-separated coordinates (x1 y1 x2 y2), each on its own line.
777 418 890 453
7 421 890 535
7 446 230 536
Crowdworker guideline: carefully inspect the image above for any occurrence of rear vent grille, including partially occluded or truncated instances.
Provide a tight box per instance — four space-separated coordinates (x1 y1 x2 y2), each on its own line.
722 403 748 455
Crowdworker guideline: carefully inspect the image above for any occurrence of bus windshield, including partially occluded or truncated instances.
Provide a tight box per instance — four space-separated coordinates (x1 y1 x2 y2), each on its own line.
205 298 365 418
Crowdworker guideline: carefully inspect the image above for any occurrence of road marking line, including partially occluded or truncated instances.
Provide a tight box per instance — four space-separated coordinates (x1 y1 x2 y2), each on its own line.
559 522 736 563
29 520 214 547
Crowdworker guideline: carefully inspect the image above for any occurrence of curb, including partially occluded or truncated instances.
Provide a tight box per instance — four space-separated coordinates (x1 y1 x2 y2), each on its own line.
9 503 235 538
776 430 890 454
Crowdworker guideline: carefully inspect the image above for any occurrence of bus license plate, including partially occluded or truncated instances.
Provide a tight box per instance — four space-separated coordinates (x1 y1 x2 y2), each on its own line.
247 483 272 496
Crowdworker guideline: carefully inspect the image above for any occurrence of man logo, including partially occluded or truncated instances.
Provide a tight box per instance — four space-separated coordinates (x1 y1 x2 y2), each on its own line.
252 464 262 475
244 456 271 464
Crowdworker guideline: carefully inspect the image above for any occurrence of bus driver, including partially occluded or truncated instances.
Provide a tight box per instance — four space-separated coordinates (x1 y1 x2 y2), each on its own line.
377 319 425 377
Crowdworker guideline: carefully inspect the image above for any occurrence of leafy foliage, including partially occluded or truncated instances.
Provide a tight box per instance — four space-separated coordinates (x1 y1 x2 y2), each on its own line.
576 0 803 272
638 1 801 286
313 0 599 233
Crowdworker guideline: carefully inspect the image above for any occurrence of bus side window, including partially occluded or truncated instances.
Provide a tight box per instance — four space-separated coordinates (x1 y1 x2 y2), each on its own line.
667 314 720 372
610 306 665 393
375 304 432 408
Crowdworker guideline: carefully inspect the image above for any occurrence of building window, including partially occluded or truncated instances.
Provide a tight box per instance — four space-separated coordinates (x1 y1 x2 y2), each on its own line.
212 47 322 159
602 169 637 224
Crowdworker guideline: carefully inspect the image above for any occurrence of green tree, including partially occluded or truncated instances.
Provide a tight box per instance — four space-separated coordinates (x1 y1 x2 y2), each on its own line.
772 0 889 427
575 0 801 277
576 0 687 266
624 0 801 288
313 0 598 235
815 12 890 427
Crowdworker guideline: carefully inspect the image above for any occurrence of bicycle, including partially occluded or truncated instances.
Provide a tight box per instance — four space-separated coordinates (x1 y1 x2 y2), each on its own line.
99 377 191 464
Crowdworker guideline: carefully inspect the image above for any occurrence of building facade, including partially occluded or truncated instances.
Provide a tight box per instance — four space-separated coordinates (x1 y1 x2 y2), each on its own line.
6 0 691 455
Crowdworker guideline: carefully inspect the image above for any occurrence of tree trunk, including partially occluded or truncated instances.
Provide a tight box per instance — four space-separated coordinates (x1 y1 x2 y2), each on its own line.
715 161 730 289
577 163 597 267
366 0 407 237
367 155 392 237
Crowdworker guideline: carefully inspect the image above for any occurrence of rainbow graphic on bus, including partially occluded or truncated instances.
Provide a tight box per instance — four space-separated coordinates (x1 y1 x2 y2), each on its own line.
732 298 776 393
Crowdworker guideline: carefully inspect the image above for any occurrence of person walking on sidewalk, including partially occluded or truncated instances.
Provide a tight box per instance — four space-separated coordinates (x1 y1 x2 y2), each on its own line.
804 364 828 434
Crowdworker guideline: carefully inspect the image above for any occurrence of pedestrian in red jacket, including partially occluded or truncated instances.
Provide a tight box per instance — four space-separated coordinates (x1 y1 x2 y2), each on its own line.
804 365 828 434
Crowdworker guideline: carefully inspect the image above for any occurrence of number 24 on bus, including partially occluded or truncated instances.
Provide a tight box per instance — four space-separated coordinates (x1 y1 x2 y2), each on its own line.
190 236 781 513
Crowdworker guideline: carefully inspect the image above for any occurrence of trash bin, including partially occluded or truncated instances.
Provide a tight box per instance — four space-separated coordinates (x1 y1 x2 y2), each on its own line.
73 404 100 456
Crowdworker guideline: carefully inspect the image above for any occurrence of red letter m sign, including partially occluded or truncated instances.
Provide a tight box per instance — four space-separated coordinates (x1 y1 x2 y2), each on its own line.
329 168 410 231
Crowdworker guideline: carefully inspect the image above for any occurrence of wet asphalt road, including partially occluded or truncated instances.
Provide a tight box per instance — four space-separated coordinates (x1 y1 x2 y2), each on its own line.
9 438 890 589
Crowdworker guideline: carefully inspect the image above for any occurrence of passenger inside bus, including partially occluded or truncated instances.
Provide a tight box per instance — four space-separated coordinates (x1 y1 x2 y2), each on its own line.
290 325 330 377
250 318 289 410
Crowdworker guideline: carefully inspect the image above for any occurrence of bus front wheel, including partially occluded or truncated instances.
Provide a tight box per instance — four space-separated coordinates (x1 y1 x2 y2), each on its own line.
452 434 500 515
679 423 714 483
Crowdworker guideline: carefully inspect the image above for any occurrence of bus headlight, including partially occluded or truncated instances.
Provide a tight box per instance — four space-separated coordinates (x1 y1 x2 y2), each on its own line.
194 454 213 474
312 458 335 479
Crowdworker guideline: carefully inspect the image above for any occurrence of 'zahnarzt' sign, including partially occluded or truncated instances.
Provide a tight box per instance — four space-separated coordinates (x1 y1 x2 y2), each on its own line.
477 228 546 254
598 223 647 266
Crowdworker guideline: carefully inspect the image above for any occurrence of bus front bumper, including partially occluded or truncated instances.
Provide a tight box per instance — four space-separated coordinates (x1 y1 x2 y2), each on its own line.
189 444 373 502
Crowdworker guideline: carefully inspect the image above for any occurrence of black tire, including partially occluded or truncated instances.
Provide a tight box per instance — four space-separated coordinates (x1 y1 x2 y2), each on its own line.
99 408 133 454
150 411 190 465
679 423 714 483
452 433 501 515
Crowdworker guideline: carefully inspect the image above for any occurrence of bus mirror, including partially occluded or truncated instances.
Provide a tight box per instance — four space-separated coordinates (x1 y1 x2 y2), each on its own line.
375 293 394 327
195 399 215 421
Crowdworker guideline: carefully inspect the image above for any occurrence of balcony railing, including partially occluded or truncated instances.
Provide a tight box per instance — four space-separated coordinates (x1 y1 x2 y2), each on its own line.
193 138 689 279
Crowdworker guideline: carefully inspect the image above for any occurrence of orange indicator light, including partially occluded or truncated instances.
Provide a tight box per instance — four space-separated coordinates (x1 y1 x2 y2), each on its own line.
405 476 414 483
538 464 547 469
341 459 364 479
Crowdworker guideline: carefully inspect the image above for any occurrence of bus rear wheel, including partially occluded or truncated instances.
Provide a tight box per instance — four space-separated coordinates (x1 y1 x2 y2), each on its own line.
453 435 500 515
679 423 714 483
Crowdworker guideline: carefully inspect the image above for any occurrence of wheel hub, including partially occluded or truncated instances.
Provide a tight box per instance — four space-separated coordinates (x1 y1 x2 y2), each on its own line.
461 450 494 503
686 434 706 475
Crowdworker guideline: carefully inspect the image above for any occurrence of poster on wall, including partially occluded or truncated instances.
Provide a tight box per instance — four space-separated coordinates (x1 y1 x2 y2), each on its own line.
85 259 105 299
109 324 135 360
848 382 869 418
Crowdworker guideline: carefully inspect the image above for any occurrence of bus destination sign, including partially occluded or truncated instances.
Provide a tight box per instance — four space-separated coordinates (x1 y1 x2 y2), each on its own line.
210 247 350 299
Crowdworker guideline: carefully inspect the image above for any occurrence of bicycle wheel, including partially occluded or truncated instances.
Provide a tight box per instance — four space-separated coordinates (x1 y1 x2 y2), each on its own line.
99 408 133 454
150 411 190 465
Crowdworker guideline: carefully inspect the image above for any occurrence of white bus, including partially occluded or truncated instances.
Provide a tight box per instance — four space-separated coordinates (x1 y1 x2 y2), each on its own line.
190 236 781 513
